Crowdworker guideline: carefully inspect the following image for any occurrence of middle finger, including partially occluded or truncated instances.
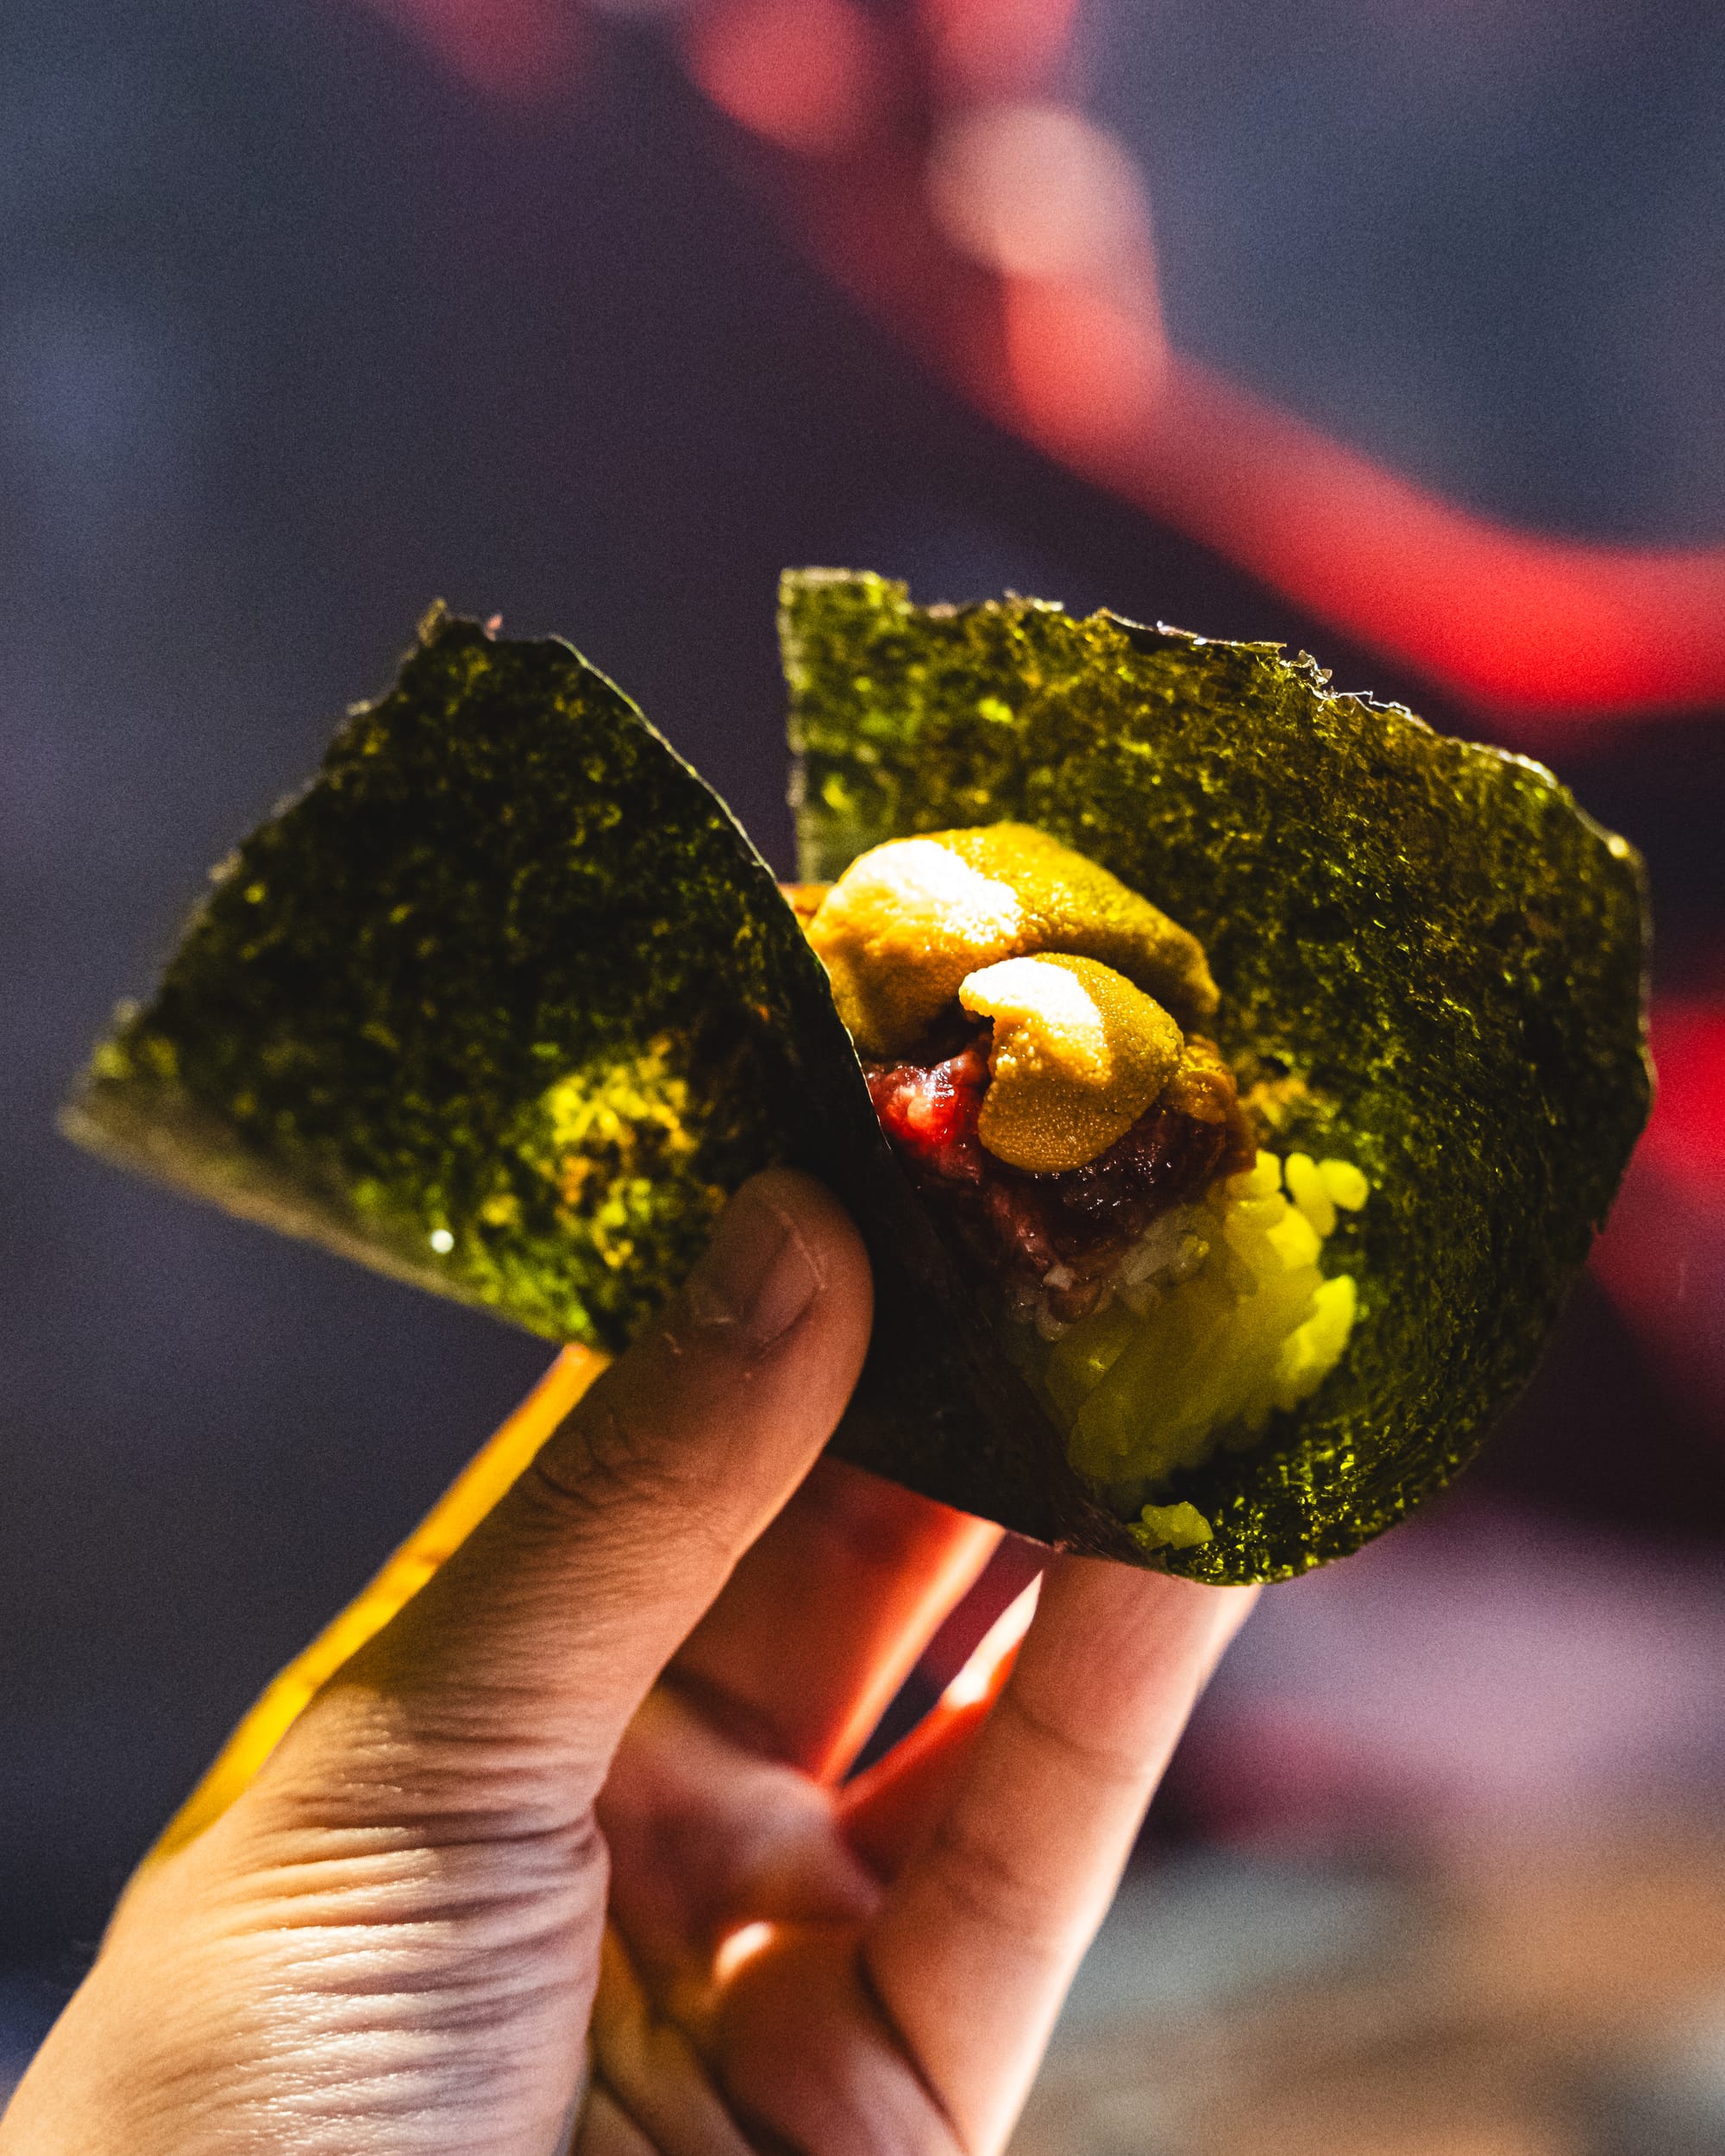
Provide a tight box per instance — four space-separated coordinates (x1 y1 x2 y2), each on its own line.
665 1455 1000 1780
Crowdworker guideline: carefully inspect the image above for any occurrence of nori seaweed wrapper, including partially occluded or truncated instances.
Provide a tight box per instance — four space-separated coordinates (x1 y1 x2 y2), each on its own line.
66 585 1652 1583
783 571 1652 1579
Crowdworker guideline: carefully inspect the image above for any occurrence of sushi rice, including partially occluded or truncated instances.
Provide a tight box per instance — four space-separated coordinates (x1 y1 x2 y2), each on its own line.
1010 1150 1367 1549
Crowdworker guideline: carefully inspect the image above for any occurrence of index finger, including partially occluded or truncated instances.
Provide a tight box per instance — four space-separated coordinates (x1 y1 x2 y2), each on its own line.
861 1556 1256 2154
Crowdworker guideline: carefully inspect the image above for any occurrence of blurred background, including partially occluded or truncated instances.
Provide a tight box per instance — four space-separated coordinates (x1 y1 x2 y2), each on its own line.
3 1 1723 2146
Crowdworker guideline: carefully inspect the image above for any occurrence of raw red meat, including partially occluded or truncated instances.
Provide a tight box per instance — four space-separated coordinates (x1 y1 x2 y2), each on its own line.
865 1023 1254 1321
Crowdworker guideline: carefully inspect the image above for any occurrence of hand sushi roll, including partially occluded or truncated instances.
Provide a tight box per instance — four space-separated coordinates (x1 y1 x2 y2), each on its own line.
65 575 1652 1583
795 823 1367 1555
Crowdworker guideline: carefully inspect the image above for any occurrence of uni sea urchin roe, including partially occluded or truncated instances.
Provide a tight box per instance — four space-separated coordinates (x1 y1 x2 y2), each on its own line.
958 952 1183 1173
804 824 1368 1546
805 822 1217 1056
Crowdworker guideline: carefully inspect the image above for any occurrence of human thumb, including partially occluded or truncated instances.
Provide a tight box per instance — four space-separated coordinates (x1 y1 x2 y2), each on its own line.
265 1168 873 1814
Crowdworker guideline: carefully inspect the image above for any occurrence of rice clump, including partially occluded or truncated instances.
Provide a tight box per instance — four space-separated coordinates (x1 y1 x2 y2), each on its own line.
1015 1149 1366 1548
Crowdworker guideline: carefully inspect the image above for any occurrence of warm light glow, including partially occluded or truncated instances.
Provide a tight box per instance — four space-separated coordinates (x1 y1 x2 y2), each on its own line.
681 0 889 158
713 1919 775 1984
355 0 585 97
919 0 1082 103
942 1574 1041 1708
131 1344 610 1879
927 102 1154 291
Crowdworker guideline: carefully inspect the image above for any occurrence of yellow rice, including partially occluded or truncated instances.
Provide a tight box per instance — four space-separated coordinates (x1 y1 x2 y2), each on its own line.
1013 1148 1366 1546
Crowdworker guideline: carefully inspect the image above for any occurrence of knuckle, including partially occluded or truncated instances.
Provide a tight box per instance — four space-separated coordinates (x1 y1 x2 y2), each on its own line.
518 1395 736 1569
921 1809 1063 1962
530 1398 687 1520
995 1679 1144 1792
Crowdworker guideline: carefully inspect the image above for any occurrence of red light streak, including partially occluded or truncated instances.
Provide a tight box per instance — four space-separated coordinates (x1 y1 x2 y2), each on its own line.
1637 1002 1725 1196
1590 1000 1725 1429
681 0 892 158
709 0 1725 720
1003 314 1725 718
354 0 584 97
354 0 1725 722
772 115 1725 720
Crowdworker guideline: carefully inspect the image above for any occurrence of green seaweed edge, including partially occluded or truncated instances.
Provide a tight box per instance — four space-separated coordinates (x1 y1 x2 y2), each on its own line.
63 608 1088 1564
781 569 1654 1582
66 609 856 1350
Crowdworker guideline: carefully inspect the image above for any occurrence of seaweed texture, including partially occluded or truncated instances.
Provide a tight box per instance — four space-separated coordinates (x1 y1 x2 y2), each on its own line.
65 610 1076 1551
67 611 844 1350
66 584 1651 1583
783 571 1652 1579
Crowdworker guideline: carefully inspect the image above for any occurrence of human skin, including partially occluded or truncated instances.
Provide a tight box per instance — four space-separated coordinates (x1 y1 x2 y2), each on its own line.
1 1169 1255 2155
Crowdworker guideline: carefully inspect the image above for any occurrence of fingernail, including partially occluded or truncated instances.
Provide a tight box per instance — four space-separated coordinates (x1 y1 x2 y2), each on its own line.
685 1181 824 1351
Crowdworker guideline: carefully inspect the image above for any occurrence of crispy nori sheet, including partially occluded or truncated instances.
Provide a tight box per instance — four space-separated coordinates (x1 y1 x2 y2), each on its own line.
66 610 826 1348
64 609 1076 1550
782 570 1653 1581
66 581 1652 1583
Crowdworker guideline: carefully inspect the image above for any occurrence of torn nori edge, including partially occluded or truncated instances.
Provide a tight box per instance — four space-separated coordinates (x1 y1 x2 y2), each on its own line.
64 610 1079 1559
781 570 1653 1581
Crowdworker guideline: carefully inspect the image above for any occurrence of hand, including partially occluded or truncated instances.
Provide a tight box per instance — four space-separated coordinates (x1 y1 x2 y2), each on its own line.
3 1169 1254 2155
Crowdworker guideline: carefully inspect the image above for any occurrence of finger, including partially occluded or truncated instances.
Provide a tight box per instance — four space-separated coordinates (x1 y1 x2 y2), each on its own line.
596 1498 1009 2003
838 1575 1039 1878
584 1926 756 2156
668 1456 1000 1779
715 1924 966 2156
864 1557 1257 2154
275 1169 873 1811
596 1682 883 2010
572 2086 658 2156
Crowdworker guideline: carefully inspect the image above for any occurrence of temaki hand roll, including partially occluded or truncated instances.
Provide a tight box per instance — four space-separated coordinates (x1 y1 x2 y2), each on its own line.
66 575 1652 1583
799 824 1366 1555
